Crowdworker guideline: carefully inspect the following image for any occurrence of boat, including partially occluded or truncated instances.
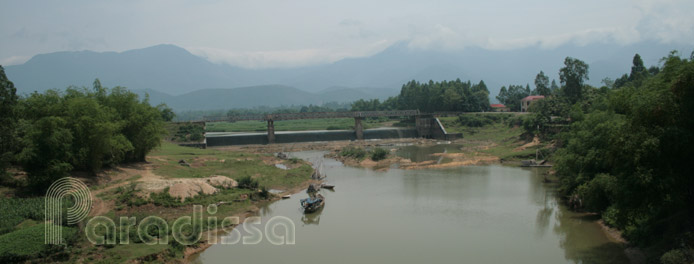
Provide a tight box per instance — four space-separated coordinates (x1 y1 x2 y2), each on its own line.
300 194 325 213
300 184 325 213
320 183 335 190
521 149 552 167
281 194 291 199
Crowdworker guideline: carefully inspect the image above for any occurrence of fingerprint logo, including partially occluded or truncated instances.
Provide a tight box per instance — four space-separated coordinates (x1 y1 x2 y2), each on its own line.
45 177 92 244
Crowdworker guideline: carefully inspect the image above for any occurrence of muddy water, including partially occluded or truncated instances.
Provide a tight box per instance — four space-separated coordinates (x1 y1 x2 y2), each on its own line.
193 147 629 264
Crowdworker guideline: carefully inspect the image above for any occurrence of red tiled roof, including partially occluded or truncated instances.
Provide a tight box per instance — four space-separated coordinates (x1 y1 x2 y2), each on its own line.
490 104 506 108
521 95 545 101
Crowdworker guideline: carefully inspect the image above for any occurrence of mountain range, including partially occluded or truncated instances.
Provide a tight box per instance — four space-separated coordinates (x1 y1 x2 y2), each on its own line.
4 41 692 110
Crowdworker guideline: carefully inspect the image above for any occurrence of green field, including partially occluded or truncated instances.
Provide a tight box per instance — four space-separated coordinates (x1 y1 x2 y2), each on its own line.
439 115 544 160
150 142 313 189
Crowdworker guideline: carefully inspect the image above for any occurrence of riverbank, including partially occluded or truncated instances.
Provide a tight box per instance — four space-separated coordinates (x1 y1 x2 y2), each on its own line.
0 141 320 263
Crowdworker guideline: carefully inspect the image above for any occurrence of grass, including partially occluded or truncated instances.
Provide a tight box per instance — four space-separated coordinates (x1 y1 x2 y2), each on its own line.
0 223 77 261
150 142 313 189
206 117 400 132
439 115 547 160
0 197 47 235
96 243 169 264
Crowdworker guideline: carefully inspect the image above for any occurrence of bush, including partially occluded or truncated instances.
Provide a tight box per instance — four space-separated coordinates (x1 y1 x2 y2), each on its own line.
237 176 259 190
115 184 148 207
339 147 367 160
150 187 182 207
370 148 388 161
457 114 494 127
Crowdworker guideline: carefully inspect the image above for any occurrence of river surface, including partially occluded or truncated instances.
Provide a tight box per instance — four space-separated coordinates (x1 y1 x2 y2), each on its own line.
193 146 629 264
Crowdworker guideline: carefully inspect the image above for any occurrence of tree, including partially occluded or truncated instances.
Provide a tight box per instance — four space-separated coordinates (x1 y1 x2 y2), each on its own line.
559 57 589 103
157 104 175 121
629 54 646 81
550 79 559 94
0 66 19 178
17 116 74 191
534 71 551 95
496 84 529 112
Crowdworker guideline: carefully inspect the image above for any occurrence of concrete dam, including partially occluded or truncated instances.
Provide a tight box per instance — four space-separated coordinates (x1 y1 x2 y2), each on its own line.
201 110 462 147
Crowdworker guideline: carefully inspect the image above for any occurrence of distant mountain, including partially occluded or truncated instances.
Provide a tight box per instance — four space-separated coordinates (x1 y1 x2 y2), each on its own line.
5 41 692 109
136 85 389 111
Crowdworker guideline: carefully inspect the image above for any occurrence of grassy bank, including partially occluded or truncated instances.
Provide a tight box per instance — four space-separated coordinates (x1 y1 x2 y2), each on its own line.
439 113 547 160
0 142 316 263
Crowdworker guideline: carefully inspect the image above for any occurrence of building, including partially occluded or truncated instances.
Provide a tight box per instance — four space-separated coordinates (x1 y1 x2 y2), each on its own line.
520 95 545 112
490 104 509 112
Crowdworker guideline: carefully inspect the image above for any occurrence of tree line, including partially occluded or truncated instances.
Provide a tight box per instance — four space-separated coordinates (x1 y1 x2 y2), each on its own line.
0 70 170 192
351 79 491 112
525 52 694 263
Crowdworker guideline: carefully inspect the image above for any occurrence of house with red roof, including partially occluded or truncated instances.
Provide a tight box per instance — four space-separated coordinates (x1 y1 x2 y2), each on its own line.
520 95 545 112
490 104 509 112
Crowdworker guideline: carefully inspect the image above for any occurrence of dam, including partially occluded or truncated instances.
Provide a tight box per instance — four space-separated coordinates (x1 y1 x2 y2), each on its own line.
200 110 463 146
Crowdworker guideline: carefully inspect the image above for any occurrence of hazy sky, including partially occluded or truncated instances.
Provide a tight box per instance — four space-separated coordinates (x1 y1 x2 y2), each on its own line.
1 0 692 68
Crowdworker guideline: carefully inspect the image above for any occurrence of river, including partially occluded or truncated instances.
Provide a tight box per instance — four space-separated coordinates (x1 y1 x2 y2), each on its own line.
193 145 629 264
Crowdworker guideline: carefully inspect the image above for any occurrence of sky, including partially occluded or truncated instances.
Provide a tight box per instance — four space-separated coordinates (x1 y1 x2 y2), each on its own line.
1 0 693 68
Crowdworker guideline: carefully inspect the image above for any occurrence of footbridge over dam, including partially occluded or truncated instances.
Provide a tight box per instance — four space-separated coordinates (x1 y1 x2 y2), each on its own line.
202 110 462 146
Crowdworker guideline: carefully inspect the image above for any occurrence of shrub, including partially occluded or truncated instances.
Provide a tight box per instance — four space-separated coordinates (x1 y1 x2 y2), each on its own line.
237 176 259 190
370 148 388 161
339 147 367 160
457 114 494 127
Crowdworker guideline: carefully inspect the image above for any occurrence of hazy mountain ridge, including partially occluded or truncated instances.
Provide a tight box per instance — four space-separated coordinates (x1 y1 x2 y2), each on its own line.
5 41 692 109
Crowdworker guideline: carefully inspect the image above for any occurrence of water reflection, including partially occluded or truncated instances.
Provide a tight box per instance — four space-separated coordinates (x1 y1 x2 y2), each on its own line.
301 207 323 226
195 148 628 264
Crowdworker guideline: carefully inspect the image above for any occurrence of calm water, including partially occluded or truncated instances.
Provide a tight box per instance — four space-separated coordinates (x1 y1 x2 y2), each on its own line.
193 147 628 264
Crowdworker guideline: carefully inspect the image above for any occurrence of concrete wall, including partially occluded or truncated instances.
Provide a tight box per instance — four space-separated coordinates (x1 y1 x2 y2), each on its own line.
206 128 418 147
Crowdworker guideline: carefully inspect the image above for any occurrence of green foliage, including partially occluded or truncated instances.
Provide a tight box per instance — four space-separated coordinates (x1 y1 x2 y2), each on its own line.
13 80 166 191
559 57 590 103
115 184 148 207
370 148 388 161
0 223 77 262
157 104 175 122
237 176 259 190
0 197 46 235
552 51 694 259
456 114 509 127
533 71 551 96
339 146 367 160
172 123 205 142
0 66 19 179
496 84 530 111
660 248 694 264
351 79 490 112
149 187 182 207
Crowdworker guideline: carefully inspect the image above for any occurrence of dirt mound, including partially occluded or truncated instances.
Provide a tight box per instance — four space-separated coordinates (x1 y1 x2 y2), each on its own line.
206 175 238 188
168 181 217 201
136 176 238 202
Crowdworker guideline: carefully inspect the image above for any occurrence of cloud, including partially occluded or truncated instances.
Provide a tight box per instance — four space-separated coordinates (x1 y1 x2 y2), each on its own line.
0 56 30 66
188 40 391 68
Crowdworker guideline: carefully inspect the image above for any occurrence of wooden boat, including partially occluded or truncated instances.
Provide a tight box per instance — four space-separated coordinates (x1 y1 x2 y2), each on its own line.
320 183 335 190
300 194 325 213
281 194 291 199
521 149 552 167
